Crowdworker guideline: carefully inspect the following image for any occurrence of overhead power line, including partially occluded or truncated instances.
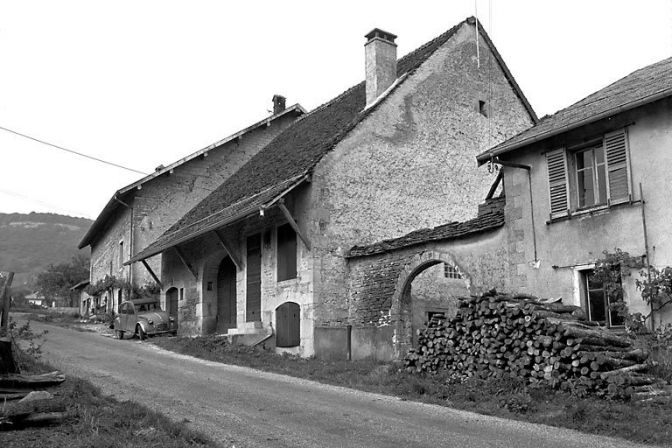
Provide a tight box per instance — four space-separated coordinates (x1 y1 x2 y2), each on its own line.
0 188 93 218
0 125 148 175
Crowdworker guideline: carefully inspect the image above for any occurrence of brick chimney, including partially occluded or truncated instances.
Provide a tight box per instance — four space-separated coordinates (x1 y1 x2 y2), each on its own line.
272 94 286 115
364 28 397 107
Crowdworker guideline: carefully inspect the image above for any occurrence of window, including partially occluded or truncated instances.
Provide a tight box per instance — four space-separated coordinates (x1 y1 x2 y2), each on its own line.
277 223 297 281
582 270 624 327
546 128 631 219
478 100 488 117
444 263 462 279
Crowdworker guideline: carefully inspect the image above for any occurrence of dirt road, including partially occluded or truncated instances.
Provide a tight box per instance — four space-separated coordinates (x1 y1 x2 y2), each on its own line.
28 320 647 448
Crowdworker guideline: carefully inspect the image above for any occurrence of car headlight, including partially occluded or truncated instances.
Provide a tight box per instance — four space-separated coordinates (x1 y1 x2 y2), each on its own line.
169 316 175 322
147 319 154 325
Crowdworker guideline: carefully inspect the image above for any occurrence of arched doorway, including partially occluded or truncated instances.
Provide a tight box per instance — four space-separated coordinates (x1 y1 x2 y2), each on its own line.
276 302 300 347
217 257 237 333
166 287 178 321
391 251 472 358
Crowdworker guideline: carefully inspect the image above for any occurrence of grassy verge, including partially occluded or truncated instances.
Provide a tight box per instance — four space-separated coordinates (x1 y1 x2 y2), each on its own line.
152 336 672 446
1 358 219 447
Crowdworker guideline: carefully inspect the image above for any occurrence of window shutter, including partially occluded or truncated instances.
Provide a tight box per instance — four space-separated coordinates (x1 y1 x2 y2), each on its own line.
604 129 631 203
546 148 568 217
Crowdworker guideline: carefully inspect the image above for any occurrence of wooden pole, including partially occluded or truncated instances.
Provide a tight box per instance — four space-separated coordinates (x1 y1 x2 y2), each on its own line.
1 272 15 333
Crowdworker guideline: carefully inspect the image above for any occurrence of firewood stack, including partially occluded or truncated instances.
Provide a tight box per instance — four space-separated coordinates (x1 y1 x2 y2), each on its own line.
404 291 665 399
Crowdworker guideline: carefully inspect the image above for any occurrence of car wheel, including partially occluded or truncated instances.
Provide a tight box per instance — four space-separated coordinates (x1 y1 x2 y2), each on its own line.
171 331 177 337
136 325 147 341
116 330 124 340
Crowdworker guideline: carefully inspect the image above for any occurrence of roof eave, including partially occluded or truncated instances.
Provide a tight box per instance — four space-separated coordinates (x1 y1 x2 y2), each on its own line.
476 87 672 165
125 174 309 265
79 104 307 249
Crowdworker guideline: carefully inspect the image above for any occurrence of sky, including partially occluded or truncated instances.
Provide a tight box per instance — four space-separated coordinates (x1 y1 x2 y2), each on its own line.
1 0 670 220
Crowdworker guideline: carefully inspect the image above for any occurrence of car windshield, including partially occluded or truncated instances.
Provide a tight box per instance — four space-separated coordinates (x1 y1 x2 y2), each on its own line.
134 302 161 312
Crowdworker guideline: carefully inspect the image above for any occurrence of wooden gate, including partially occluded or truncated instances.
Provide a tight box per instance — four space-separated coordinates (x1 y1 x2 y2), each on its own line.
276 302 300 347
217 257 237 332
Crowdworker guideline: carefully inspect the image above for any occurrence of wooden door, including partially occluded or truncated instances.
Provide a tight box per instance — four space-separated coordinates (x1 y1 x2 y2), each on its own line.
217 257 237 332
276 302 300 347
246 234 261 322
166 288 178 322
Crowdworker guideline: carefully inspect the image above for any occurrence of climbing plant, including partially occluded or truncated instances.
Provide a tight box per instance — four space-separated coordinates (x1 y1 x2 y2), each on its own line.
594 248 672 332
84 275 159 301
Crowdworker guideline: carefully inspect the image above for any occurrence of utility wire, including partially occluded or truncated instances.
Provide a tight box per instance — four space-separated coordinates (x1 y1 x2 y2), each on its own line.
0 125 148 175
0 188 93 218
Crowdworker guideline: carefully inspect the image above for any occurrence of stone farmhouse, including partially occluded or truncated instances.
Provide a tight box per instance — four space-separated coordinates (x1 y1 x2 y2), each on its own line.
344 55 672 360
79 98 305 315
127 17 537 358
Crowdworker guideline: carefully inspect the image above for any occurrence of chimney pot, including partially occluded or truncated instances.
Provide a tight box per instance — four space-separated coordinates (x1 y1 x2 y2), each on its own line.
364 28 398 107
272 94 286 115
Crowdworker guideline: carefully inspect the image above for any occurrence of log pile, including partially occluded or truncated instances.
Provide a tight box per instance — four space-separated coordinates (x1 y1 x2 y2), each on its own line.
404 292 665 399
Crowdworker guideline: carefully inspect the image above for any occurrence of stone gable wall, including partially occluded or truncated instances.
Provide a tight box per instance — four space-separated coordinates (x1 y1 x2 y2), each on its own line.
310 22 534 327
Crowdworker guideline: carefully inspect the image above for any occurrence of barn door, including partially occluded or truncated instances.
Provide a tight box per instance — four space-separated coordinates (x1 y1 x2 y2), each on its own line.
166 287 178 321
217 257 237 332
276 302 300 347
246 234 262 322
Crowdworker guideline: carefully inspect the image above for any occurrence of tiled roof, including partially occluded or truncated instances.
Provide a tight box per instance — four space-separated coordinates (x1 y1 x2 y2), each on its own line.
477 56 672 163
79 104 306 249
130 17 533 263
347 197 505 258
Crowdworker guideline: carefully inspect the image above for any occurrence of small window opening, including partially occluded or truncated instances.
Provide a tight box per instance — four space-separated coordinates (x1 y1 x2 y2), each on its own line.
444 263 462 279
478 100 488 117
582 269 624 327
179 288 184 301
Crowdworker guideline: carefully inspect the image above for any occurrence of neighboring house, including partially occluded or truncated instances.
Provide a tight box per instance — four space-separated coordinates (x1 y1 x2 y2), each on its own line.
128 17 536 358
70 280 91 316
78 98 305 315
25 292 46 307
477 56 672 329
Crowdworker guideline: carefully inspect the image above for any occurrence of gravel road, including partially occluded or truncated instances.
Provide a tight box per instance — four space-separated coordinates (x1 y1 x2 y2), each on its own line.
27 319 651 448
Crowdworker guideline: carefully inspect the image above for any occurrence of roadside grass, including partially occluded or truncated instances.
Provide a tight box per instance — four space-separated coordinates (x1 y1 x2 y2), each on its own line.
152 336 672 446
1 358 220 448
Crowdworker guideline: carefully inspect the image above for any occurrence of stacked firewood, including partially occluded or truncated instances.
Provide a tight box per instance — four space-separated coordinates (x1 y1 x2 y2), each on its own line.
404 292 666 398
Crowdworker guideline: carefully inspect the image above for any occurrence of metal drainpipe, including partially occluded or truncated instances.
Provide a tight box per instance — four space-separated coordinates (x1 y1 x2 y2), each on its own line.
491 158 538 262
639 183 654 331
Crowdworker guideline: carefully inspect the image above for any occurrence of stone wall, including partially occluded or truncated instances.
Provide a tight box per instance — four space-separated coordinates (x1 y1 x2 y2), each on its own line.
310 21 534 329
346 226 510 360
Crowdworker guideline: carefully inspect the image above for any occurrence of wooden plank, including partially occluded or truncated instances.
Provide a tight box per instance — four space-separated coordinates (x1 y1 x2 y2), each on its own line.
140 260 163 289
278 201 311 251
213 230 243 271
174 246 198 280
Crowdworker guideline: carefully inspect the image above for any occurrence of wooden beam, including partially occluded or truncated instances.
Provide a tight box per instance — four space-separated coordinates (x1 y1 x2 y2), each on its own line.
486 170 503 200
140 260 163 289
278 201 311 251
213 230 243 271
0 272 15 333
174 246 198 280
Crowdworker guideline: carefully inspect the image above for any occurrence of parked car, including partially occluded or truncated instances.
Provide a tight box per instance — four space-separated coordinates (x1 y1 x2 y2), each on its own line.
113 298 177 340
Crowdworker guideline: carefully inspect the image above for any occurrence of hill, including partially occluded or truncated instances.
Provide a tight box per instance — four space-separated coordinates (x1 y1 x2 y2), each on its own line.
0 212 92 290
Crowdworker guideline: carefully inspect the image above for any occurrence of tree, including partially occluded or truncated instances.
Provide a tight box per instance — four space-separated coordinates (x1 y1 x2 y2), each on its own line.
35 255 89 307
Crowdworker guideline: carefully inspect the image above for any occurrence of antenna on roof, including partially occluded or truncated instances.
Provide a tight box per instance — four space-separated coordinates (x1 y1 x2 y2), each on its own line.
474 0 480 68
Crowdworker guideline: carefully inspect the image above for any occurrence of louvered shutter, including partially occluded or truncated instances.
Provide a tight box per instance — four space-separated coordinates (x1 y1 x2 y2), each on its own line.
546 148 568 217
604 129 631 204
